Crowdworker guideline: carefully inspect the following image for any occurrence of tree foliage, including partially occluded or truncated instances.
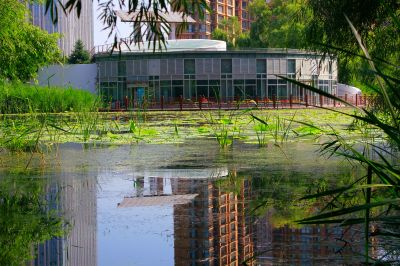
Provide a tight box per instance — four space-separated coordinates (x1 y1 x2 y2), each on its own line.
0 0 61 81
212 17 241 49
211 0 306 49
0 174 66 265
303 0 400 84
68 40 91 64
248 0 306 48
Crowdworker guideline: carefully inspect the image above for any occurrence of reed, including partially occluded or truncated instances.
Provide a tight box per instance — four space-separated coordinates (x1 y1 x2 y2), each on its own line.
205 110 239 148
252 115 269 147
283 16 400 264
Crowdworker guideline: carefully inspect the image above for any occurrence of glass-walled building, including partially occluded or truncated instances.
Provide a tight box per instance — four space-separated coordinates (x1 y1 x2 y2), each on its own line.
94 40 337 106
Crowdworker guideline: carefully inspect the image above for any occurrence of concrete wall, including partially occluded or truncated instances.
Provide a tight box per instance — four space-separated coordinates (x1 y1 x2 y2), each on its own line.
37 64 97 94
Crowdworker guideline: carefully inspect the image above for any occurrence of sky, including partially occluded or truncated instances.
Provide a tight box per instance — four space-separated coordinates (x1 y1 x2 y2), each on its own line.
93 1 131 46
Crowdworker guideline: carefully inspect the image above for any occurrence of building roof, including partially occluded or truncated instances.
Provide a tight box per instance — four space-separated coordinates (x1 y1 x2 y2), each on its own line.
117 194 198 207
95 39 227 54
116 10 196 23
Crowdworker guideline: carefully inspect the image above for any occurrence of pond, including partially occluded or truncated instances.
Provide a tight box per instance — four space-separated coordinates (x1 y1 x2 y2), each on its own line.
1 138 382 265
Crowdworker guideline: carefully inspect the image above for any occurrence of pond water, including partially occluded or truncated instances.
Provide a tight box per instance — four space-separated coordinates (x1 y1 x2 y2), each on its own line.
0 140 377 265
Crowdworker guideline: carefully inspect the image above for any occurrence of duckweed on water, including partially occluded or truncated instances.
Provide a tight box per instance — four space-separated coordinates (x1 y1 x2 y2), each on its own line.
0 108 378 153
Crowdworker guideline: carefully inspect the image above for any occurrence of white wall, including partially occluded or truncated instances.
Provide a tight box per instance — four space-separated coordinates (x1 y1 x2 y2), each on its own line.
37 64 97 94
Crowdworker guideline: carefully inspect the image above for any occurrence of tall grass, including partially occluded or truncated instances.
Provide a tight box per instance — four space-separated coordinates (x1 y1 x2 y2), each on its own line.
0 81 99 114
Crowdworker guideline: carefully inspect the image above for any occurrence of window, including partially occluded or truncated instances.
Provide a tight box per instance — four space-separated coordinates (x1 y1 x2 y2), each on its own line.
227 7 233 16
288 59 296 74
256 59 266 73
228 0 233 5
118 61 126 76
184 59 195 74
242 1 247 8
221 59 232 73
218 5 224 13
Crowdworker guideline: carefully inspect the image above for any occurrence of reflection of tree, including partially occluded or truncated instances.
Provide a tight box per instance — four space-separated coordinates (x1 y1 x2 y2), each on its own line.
237 171 314 227
219 169 366 264
0 174 66 265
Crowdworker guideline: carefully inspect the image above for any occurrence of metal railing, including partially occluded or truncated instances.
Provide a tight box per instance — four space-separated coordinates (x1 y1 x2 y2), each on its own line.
99 93 375 112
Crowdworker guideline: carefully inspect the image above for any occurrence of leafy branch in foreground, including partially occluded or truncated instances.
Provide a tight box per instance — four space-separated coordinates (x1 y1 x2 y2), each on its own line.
42 0 210 51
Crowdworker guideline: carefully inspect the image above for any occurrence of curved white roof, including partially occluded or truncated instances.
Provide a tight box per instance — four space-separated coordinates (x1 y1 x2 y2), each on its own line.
114 39 227 53
338 83 362 96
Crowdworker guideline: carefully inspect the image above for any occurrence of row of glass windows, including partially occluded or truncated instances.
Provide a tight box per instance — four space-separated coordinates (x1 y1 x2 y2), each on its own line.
99 58 303 78
99 78 336 103
183 59 296 74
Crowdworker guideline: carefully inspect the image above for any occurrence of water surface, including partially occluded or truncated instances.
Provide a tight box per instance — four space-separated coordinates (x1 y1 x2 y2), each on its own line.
0 140 372 265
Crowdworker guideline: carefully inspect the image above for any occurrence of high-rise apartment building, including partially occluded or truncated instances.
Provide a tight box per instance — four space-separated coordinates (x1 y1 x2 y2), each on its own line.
181 0 253 39
29 1 94 55
236 0 252 31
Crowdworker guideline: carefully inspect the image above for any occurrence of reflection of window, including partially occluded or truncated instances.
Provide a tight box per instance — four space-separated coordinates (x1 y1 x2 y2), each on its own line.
318 80 329 91
256 59 266 73
312 74 318 86
268 79 287 97
221 226 226 234
203 250 210 257
184 59 195 74
221 59 232 73
288 59 296 74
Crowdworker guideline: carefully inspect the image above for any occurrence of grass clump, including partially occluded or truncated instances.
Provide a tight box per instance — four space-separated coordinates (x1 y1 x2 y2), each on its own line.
0 81 99 114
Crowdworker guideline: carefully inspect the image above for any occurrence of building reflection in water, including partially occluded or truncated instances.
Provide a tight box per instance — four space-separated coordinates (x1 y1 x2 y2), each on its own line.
30 175 97 266
119 170 365 265
172 177 255 266
119 170 255 266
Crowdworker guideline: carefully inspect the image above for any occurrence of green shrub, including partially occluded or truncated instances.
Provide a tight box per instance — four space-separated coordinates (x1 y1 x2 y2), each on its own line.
0 81 99 114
